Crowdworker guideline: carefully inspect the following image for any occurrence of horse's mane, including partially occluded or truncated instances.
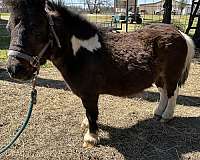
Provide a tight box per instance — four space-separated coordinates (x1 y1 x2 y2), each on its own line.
47 0 98 39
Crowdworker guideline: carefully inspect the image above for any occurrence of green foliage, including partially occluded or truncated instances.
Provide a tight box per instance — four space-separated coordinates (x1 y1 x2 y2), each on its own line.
0 13 10 20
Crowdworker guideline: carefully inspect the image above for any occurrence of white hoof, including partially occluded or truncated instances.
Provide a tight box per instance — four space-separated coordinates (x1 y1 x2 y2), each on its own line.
83 130 99 148
161 109 174 122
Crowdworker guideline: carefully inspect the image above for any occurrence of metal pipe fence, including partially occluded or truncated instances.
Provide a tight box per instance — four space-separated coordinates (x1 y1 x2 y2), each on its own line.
0 0 193 50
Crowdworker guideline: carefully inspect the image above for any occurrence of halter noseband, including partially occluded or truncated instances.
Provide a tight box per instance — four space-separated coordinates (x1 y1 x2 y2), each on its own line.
8 11 61 69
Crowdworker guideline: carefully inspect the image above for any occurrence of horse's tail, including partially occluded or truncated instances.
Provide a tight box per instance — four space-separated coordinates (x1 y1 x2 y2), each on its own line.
178 31 195 86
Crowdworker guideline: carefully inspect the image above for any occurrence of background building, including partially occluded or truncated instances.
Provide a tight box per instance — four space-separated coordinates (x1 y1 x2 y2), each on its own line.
114 0 137 13
139 0 191 15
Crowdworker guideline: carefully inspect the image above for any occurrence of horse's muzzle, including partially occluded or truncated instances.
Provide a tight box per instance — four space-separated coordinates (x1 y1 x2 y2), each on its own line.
7 50 35 81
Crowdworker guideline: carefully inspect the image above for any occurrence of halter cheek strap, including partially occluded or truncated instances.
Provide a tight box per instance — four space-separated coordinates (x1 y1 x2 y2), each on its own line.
8 40 53 68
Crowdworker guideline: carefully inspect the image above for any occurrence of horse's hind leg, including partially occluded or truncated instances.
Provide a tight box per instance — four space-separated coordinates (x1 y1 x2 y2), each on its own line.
81 94 99 148
160 83 179 122
154 76 179 122
154 77 168 120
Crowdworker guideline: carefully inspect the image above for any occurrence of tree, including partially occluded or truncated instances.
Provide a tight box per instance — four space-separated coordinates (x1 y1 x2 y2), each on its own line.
54 0 65 6
178 0 187 15
86 0 113 14
193 16 200 48
162 0 172 24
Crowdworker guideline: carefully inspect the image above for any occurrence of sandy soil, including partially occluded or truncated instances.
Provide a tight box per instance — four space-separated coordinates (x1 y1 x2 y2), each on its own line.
0 61 200 160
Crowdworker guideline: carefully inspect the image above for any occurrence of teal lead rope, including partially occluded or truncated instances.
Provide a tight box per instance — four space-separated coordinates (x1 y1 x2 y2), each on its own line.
0 77 37 155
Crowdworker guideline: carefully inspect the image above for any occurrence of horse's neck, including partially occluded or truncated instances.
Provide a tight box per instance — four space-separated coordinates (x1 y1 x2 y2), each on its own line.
50 11 102 69
64 11 98 39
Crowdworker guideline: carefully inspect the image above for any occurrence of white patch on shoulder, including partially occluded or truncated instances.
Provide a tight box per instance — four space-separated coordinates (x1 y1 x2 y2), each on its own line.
71 34 101 56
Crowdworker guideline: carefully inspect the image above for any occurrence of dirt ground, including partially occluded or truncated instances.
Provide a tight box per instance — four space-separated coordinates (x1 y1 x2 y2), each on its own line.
0 60 200 160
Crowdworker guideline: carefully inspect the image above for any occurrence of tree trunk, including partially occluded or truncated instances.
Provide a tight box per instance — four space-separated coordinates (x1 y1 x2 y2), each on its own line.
162 0 172 24
193 16 200 48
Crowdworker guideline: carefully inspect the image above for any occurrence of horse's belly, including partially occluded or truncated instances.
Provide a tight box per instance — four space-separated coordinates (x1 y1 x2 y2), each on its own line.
101 70 156 96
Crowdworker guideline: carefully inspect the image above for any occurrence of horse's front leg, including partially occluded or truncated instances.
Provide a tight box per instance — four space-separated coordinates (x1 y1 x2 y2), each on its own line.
81 94 99 148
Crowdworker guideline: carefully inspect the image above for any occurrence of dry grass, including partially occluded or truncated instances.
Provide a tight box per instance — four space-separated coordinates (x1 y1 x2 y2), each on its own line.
0 60 200 160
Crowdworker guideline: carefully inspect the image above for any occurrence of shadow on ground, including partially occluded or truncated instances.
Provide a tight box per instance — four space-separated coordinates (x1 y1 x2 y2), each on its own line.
194 49 200 64
0 67 67 90
142 91 200 107
99 117 200 160
1 65 200 106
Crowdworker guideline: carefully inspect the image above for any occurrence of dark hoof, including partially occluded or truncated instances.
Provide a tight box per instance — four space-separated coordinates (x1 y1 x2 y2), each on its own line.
160 118 173 123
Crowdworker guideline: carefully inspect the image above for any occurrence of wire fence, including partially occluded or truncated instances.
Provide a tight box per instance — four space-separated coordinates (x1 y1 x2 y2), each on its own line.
63 0 192 32
0 15 9 49
0 0 194 49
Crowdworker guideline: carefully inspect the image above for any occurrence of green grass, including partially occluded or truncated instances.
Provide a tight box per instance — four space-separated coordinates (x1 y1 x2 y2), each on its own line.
0 13 10 20
0 49 8 63
41 61 54 68
83 14 112 23
0 13 10 16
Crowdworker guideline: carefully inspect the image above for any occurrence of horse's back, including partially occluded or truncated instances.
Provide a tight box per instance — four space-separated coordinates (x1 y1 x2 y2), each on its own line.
98 24 188 96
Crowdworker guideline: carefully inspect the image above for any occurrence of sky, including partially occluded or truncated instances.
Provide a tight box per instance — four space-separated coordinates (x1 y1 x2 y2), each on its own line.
62 0 192 5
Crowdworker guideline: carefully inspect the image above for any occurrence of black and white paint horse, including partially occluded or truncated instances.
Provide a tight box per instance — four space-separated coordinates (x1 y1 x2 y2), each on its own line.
5 0 194 148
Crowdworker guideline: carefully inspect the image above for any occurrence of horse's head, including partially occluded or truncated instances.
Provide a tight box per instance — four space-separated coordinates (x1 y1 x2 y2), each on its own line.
5 0 51 81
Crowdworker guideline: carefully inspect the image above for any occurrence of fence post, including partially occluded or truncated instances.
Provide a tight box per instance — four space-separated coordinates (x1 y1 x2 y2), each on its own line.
126 0 129 32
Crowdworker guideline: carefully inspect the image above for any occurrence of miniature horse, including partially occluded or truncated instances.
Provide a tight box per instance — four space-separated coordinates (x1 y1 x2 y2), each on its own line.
5 0 194 148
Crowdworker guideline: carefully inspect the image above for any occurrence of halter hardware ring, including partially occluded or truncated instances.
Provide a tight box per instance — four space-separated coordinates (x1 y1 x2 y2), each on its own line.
30 56 40 68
